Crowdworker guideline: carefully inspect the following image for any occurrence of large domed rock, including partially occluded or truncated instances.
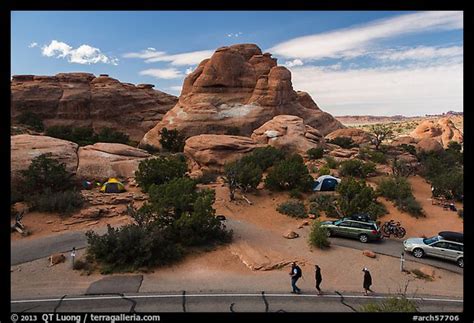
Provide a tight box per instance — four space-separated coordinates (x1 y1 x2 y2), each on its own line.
410 118 463 148
11 134 79 185
251 115 324 153
11 73 178 142
184 134 260 172
415 138 444 153
325 128 374 145
140 44 344 149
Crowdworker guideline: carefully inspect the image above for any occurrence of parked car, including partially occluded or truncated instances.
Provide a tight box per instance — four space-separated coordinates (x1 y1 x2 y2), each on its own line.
320 215 382 243
403 231 463 268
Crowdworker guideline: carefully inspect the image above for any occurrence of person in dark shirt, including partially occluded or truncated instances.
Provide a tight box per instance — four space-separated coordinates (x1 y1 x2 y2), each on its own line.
289 262 302 294
314 265 322 295
362 267 373 295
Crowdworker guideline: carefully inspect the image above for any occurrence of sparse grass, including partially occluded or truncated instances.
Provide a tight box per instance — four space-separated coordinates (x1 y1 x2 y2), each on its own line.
411 269 434 281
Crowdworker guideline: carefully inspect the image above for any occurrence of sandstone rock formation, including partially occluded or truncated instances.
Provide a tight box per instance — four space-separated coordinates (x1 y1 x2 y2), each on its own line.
141 44 344 149
76 143 151 180
325 128 374 145
390 136 418 147
184 134 260 172
362 250 376 258
11 73 178 141
251 115 324 153
410 118 463 148
415 138 444 153
11 134 79 185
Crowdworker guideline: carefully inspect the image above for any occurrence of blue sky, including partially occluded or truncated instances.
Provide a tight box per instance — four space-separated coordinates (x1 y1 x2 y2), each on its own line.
11 11 463 116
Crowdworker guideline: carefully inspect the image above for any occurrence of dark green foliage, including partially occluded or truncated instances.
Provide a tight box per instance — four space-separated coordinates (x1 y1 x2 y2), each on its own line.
309 220 330 249
264 154 313 191
240 146 285 171
19 153 73 194
276 200 307 218
96 127 130 144
28 188 84 214
225 127 241 136
307 147 324 160
391 158 417 177
289 188 303 199
369 124 394 150
328 136 357 149
308 194 339 218
135 155 188 192
196 170 220 184
360 296 418 312
45 126 95 146
324 156 339 169
430 171 463 201
141 144 160 154
224 160 262 192
159 127 185 153
359 147 387 164
339 159 376 178
17 111 44 131
318 166 330 176
337 177 387 219
400 144 417 156
377 176 413 201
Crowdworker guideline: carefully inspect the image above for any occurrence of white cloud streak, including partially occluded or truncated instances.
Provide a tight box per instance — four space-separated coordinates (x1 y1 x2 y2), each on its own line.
123 48 213 66
139 68 184 79
28 42 38 48
269 11 463 60
375 45 463 61
284 59 304 67
41 40 118 65
290 62 463 116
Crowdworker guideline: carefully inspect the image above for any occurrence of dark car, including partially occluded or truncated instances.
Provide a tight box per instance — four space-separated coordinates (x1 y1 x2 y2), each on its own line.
320 216 382 243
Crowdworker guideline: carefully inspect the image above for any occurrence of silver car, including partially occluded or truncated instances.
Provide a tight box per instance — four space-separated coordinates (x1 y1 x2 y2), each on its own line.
403 231 463 268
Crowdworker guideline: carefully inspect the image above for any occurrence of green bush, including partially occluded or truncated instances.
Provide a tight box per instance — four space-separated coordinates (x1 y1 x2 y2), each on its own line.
96 127 129 144
318 166 330 176
308 203 320 218
308 220 330 249
159 127 185 153
377 176 412 201
276 199 307 218
431 170 463 201
28 188 84 214
307 147 324 160
135 155 188 192
360 296 418 312
224 160 262 192
395 197 424 217
359 147 387 164
339 159 376 178
324 156 339 169
400 144 417 156
196 170 220 184
289 188 303 199
337 177 387 219
240 146 285 171
17 111 44 131
264 154 313 191
328 136 357 149
308 194 339 218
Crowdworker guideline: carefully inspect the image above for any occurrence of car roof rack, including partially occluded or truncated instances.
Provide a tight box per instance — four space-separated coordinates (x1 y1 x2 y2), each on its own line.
438 231 463 243
348 213 372 222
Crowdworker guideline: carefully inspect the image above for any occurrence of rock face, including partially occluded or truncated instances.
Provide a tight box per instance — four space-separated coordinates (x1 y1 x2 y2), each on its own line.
251 115 324 153
184 134 260 172
11 134 79 185
140 44 344 149
410 118 463 148
415 138 444 153
390 136 418 146
11 73 178 142
325 128 374 145
76 143 151 180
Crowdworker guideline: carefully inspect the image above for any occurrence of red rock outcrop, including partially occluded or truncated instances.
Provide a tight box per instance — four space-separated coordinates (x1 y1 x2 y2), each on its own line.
251 115 324 153
141 44 344 149
410 118 463 148
415 138 444 153
11 73 178 142
325 128 374 145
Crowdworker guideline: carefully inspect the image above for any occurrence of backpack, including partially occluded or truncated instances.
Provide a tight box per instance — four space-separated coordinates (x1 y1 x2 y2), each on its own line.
295 265 302 279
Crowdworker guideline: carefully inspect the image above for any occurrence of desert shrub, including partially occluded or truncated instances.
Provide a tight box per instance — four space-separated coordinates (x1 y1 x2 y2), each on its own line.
309 194 337 215
28 188 84 214
225 127 241 136
308 203 321 218
318 166 330 176
359 147 387 164
324 156 339 169
396 197 424 217
307 147 324 160
377 176 412 201
196 170 220 184
17 111 44 131
328 136 357 149
309 165 318 173
159 127 185 153
264 154 313 192
289 188 303 199
339 159 376 178
430 169 463 201
96 127 129 144
337 177 387 219
369 124 394 150
308 220 330 249
400 144 417 156
276 199 307 218
141 144 160 154
241 146 285 171
224 160 262 192
135 155 188 192
360 296 418 312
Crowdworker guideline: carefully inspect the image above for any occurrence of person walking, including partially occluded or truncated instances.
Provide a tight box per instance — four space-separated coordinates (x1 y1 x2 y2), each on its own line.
289 262 302 294
314 265 322 295
362 267 373 295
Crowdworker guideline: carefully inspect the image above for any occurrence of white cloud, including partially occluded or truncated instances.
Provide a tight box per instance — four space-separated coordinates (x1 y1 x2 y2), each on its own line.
185 66 195 75
269 11 463 60
227 32 243 38
375 45 463 61
41 40 118 65
124 48 213 66
284 59 304 67
28 42 38 48
290 62 463 116
169 85 183 92
139 68 184 79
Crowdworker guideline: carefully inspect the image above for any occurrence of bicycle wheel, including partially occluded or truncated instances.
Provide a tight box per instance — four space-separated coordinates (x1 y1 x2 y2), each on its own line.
395 227 406 238
382 223 390 235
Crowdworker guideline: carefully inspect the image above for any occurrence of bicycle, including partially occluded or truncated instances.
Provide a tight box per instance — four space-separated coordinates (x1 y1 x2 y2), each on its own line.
381 219 406 238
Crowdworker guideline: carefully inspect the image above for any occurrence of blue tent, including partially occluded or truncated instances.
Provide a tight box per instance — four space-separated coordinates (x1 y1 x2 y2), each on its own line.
312 175 341 191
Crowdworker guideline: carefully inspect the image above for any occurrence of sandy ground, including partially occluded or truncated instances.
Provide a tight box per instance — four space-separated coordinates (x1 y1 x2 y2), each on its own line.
11 174 463 300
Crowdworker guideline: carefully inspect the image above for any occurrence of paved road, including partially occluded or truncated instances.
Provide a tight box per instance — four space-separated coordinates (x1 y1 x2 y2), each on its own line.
11 292 463 313
329 237 463 274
